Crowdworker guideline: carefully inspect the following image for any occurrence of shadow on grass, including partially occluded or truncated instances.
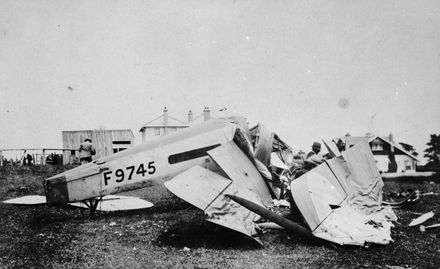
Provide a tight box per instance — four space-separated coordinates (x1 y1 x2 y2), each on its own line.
155 220 262 250
60 197 195 221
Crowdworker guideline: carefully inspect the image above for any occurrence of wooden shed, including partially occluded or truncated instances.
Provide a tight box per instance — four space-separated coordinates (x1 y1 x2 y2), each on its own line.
62 129 134 165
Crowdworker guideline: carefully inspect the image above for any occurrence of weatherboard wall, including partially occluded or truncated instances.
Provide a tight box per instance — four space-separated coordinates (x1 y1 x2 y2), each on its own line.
62 130 134 165
141 126 188 143
374 155 417 173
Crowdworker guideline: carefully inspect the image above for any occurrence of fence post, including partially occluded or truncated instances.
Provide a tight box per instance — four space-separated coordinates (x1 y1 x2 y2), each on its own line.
42 149 46 165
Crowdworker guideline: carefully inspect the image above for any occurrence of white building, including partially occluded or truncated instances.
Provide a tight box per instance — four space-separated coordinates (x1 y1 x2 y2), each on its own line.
139 107 211 143
344 133 419 174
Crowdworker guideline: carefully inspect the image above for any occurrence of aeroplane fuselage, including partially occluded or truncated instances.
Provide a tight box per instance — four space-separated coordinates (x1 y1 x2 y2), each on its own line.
45 118 241 206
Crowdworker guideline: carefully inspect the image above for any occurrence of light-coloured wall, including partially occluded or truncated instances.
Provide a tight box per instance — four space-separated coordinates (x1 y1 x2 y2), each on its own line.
62 130 134 164
395 155 416 173
141 126 187 143
374 155 389 173
373 154 416 173
141 128 157 143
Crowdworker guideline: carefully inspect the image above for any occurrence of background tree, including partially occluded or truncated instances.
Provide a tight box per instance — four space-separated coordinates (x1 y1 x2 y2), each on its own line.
424 134 440 168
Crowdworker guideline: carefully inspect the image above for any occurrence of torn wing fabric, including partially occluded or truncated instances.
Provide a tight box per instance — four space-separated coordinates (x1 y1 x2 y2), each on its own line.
291 141 397 246
165 138 272 242
291 172 395 245
313 203 394 246
165 140 273 243
204 182 264 243
164 165 263 243
341 142 385 214
325 142 388 216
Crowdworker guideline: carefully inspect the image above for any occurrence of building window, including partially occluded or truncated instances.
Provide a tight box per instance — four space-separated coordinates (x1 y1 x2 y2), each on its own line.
371 140 383 151
112 141 131 145
405 160 412 171
113 148 127 153
154 128 160 135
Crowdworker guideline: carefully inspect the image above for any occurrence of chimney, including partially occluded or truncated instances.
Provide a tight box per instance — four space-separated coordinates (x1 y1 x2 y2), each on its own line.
344 133 351 151
389 133 394 153
163 107 168 126
203 106 211 121
188 110 193 123
162 107 168 135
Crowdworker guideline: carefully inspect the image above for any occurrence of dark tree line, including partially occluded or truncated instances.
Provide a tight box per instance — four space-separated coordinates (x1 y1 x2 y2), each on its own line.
424 134 440 169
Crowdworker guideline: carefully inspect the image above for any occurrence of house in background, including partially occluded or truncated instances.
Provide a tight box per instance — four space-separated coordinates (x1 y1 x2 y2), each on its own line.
344 133 419 173
62 129 134 165
139 107 211 143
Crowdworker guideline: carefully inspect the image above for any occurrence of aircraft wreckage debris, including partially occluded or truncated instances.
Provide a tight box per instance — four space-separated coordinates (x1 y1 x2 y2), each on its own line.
419 223 440 232
409 211 434 227
2 116 404 247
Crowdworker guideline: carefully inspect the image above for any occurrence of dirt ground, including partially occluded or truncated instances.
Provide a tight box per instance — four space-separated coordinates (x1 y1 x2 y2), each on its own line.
0 165 439 269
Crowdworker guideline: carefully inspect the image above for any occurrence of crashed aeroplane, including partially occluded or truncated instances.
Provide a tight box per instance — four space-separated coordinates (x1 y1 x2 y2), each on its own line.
3 116 397 247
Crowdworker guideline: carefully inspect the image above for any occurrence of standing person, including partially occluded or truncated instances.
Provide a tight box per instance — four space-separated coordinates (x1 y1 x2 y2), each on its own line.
79 138 96 164
22 150 27 166
26 154 33 165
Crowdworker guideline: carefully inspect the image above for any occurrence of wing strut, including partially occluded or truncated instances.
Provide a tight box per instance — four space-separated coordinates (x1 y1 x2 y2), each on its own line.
79 197 103 216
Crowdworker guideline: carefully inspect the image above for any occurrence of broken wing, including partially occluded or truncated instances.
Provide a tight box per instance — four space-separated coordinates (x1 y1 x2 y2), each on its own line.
164 141 272 244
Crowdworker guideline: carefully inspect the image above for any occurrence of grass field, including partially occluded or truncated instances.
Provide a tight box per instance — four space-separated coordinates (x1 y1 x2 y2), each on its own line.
1 166 439 268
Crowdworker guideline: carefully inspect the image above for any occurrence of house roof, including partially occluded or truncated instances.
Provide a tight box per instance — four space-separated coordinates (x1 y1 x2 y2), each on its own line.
345 135 419 162
139 114 188 132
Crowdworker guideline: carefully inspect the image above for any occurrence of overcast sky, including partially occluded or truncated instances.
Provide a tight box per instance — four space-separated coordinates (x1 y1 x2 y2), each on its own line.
1 0 439 162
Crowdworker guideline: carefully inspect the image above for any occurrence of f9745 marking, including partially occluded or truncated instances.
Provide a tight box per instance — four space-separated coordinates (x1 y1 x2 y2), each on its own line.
103 161 156 186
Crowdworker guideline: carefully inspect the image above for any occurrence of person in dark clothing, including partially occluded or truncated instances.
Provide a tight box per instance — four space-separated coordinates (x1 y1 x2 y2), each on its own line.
79 138 96 164
26 154 33 165
306 142 321 159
